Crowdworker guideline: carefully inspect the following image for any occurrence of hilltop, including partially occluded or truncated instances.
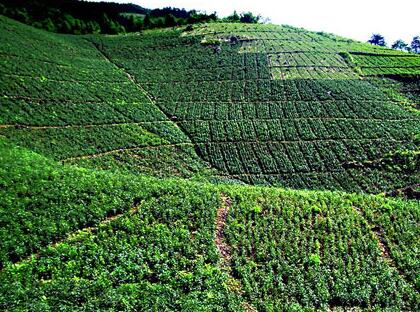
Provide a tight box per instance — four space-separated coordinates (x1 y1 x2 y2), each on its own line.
0 15 419 310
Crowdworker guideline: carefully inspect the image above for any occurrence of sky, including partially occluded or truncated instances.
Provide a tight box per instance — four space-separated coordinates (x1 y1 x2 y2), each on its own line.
95 0 419 45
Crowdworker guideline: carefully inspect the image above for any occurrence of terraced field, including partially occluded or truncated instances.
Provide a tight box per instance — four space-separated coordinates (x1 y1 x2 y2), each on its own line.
94 23 419 193
0 16 210 178
0 15 419 311
1 17 419 193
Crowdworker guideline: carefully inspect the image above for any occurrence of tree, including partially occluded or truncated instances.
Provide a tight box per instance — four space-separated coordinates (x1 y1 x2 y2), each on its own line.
391 39 408 51
240 12 261 24
41 18 56 33
225 11 240 23
143 14 152 28
164 14 177 27
411 36 420 53
368 34 386 46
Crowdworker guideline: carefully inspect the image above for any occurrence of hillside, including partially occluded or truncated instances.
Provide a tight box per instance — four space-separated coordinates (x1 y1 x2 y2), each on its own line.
1 140 419 310
0 15 419 311
1 16 419 193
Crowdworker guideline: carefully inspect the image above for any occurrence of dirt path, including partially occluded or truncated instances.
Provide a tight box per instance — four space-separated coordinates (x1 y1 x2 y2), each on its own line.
215 194 257 312
215 194 232 264
352 205 416 290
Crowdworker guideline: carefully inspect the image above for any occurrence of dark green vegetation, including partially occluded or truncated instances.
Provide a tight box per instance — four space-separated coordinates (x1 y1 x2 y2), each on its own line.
0 14 419 311
93 24 420 193
0 15 210 178
1 17 419 193
0 0 255 35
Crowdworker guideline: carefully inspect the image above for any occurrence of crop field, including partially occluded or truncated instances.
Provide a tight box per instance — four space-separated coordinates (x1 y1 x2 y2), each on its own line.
222 187 419 310
0 141 418 311
0 16 209 178
0 14 419 311
1 16 418 191
351 54 420 76
96 23 420 193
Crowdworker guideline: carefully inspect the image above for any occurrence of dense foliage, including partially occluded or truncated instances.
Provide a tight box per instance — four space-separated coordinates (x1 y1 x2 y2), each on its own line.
222 186 419 310
0 15 210 178
0 15 419 310
0 0 218 34
96 23 420 193
1 16 419 193
0 142 418 310
0 142 243 310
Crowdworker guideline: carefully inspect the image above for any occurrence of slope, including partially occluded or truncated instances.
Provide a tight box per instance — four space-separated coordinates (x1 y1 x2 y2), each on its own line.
0 139 419 311
0 15 211 178
1 16 419 193
92 23 420 194
0 14 419 311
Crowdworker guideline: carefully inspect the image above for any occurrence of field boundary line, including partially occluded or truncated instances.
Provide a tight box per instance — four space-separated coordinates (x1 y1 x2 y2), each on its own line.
0 120 177 130
61 142 194 162
196 138 409 145
0 201 142 273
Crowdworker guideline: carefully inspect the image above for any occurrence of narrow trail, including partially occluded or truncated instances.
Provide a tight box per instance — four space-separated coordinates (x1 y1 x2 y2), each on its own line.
352 206 393 263
215 194 257 312
0 202 142 273
215 194 232 264
351 205 416 290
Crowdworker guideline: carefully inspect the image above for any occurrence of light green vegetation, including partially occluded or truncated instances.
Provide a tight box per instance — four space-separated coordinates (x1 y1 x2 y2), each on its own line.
0 15 419 311
0 15 210 178
0 141 418 310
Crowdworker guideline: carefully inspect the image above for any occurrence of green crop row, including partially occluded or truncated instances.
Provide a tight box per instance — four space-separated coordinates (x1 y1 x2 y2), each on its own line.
0 141 242 311
362 67 420 76
221 186 419 310
228 169 418 194
1 75 149 103
0 122 197 160
1 139 418 310
352 55 420 68
66 144 213 179
144 79 389 103
197 140 416 174
180 119 418 143
271 66 358 80
0 98 167 126
165 100 414 120
268 52 347 67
